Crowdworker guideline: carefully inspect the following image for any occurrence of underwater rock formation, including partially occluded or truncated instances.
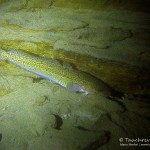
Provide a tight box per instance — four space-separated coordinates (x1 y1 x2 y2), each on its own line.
0 0 150 150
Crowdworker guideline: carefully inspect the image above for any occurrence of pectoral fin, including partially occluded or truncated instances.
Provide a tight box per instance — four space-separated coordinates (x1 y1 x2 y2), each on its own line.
67 83 83 92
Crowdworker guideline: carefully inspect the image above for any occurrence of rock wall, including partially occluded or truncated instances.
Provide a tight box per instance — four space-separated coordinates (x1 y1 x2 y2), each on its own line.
54 0 150 12
0 0 150 12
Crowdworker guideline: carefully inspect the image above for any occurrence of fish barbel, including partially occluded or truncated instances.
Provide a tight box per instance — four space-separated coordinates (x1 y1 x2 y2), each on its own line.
0 48 112 95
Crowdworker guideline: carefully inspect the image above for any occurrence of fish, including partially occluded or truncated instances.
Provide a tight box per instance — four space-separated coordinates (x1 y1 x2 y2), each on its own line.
0 48 113 96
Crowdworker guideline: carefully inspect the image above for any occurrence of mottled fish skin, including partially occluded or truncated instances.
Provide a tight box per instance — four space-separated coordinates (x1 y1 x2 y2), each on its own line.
0 49 112 96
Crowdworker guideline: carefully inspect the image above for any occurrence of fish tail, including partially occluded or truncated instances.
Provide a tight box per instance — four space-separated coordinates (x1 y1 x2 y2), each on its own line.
0 48 8 60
